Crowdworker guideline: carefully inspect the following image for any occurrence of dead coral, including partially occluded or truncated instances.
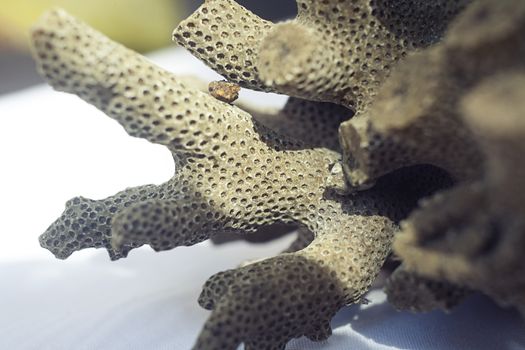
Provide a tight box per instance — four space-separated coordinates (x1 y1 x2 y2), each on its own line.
174 0 471 193
174 0 469 109
30 0 525 349
339 0 525 188
394 71 525 310
32 9 418 349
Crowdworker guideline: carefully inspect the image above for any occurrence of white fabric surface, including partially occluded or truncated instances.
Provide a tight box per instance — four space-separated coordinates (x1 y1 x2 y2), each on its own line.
0 48 524 350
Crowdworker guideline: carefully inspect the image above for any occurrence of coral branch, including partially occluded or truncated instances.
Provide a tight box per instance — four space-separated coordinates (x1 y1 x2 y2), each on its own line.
196 209 396 350
175 0 468 110
385 265 470 312
394 71 525 310
39 184 159 260
195 255 343 350
173 0 273 91
339 0 525 188
30 1 525 349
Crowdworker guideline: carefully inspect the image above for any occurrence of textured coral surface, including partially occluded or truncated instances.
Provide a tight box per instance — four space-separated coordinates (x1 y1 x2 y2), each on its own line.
339 0 525 189
31 0 524 349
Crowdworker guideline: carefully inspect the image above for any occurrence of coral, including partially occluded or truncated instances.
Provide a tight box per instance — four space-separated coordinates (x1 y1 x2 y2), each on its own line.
246 98 351 151
30 0 525 349
31 9 421 349
339 0 525 188
394 71 525 310
174 0 468 109
170 75 352 151
385 265 470 312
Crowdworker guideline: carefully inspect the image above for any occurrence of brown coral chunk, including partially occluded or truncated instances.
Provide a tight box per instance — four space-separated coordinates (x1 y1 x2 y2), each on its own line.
208 80 240 103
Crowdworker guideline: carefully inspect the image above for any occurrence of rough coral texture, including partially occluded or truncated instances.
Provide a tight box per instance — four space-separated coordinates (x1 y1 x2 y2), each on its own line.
385 265 470 312
339 0 525 188
247 98 352 152
394 71 525 310
208 80 240 103
31 0 525 349
174 0 469 109
31 9 413 349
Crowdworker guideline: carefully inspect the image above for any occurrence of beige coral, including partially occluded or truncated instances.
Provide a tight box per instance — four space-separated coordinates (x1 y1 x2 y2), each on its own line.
31 9 422 349
174 75 351 151
29 0 525 349
174 0 469 109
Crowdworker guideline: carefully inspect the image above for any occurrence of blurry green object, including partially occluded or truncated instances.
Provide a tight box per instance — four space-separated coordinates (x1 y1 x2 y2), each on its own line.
0 0 184 52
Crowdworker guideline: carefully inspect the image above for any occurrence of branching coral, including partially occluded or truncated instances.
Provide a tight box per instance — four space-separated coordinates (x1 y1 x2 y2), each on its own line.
394 71 525 310
30 0 525 349
339 0 525 188
31 9 424 349
173 0 469 161
174 0 469 109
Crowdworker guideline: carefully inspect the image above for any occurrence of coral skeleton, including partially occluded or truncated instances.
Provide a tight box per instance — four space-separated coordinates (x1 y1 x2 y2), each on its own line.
31 0 524 349
339 0 525 188
394 71 525 310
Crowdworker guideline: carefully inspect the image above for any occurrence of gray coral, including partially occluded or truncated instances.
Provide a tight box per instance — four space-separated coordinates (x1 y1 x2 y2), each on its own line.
394 71 525 310
174 0 468 109
30 0 525 349
339 0 525 189
31 9 412 349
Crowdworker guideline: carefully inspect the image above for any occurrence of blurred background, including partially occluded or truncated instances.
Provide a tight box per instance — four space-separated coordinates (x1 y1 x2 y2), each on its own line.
0 0 297 94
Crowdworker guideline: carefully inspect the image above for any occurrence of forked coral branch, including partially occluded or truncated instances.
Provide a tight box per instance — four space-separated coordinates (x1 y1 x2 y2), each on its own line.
174 0 469 109
31 9 425 349
339 0 525 188
29 0 525 348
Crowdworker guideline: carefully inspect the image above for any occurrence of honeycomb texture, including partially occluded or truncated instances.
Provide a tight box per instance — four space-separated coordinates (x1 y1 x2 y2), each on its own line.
173 0 273 92
174 75 352 151
31 9 417 349
174 0 469 109
38 185 157 260
194 165 454 350
30 0 525 349
339 0 525 188
394 71 525 310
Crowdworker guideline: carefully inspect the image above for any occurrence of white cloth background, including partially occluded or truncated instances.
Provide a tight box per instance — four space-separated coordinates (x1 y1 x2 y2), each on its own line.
0 48 524 350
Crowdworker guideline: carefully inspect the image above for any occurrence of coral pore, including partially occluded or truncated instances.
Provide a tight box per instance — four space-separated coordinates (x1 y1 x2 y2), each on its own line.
31 0 524 349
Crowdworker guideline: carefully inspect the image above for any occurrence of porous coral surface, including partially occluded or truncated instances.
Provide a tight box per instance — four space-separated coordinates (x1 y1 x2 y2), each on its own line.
339 0 525 188
31 0 524 349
